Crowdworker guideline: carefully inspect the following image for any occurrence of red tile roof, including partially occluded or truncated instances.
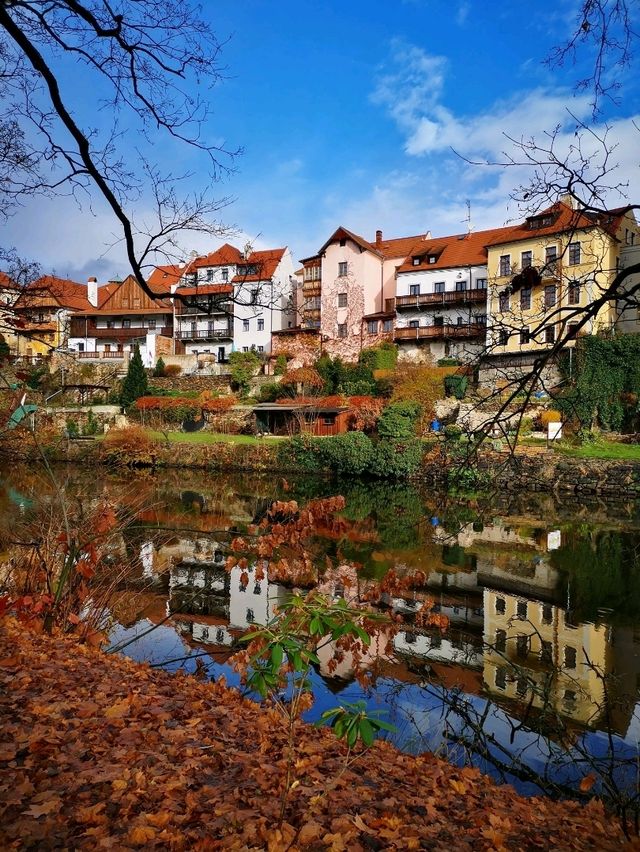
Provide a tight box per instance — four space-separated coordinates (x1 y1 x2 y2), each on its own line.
396 226 515 273
484 201 626 247
231 248 286 283
191 243 244 269
147 264 184 290
15 276 92 311
317 226 430 261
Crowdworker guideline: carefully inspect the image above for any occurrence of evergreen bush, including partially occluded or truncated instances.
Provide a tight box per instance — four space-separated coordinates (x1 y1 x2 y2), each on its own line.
153 356 166 377
120 344 149 408
444 374 468 400
377 401 421 439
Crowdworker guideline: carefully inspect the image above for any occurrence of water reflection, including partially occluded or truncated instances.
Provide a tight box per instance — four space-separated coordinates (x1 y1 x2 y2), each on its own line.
3 464 640 813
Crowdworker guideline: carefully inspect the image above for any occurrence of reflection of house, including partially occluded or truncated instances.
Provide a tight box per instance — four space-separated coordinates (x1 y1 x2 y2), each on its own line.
0 273 21 355
228 564 287 630
482 588 613 727
253 402 350 436
13 275 92 358
68 274 173 365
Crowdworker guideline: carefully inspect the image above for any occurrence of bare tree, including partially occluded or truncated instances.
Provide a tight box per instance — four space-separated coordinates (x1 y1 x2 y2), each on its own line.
0 0 237 301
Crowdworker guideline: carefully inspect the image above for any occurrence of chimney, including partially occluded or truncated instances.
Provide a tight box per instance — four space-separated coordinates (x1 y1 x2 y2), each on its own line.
560 193 575 209
375 229 383 245
87 276 98 307
423 230 432 241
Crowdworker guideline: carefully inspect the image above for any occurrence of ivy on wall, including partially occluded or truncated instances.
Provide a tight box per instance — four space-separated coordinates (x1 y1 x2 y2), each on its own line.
559 334 640 432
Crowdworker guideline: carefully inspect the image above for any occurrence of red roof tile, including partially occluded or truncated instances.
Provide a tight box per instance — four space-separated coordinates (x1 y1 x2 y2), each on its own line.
396 226 515 273
231 248 286 283
191 243 243 269
484 201 626 247
147 264 184 290
175 283 233 297
15 276 92 311
317 226 430 261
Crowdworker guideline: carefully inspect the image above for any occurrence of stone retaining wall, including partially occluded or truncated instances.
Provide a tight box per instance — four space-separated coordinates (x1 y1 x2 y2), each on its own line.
150 375 232 393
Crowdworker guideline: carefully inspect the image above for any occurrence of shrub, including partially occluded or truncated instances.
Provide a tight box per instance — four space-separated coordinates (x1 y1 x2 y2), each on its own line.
359 343 398 371
444 423 462 441
65 418 79 438
377 401 421 439
370 439 424 478
317 432 375 476
347 396 384 432
444 374 468 400
273 354 287 375
82 410 100 436
281 367 324 395
101 427 157 466
153 357 166 377
163 364 182 377
229 350 261 395
278 434 321 472
391 365 454 432
437 358 462 367
337 379 375 396
540 409 562 427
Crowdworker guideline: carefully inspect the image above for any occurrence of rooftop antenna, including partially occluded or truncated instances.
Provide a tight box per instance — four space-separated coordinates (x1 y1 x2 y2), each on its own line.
463 199 472 235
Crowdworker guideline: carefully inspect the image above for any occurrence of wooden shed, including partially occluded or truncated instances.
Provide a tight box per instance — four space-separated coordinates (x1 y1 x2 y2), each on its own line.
253 403 350 436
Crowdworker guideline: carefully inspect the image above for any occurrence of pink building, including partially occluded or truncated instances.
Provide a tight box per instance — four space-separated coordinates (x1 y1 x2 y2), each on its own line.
299 226 429 362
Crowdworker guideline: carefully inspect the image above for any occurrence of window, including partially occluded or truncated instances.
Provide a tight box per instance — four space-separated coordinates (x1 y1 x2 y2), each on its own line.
495 666 507 690
475 278 487 290
520 287 531 310
545 245 557 263
499 329 510 346
563 689 577 704
338 261 348 277
242 346 249 352
208 321 215 334
221 268 229 282
122 319 131 328
433 316 444 327
337 323 347 338
540 641 553 664
542 604 553 624
434 281 445 294
409 320 420 329
206 269 213 282
516 677 528 697
323 415 336 425
412 257 420 266
544 284 556 308
568 322 579 339
477 313 487 325
520 327 530 345
498 292 510 312
545 325 556 344
257 345 264 353
456 316 464 325
147 319 156 329
428 255 437 264
337 292 347 307
339 238 346 247
78 342 84 352
367 320 377 334
246 608 255 623
568 280 580 305
495 629 507 652
243 319 250 331
495 597 506 615
516 600 528 619
516 634 529 658
257 318 264 331
382 319 393 332
564 646 577 669
626 228 636 246
568 241 581 265
455 279 467 291
250 289 258 305
499 255 511 276
521 250 532 269
409 284 420 296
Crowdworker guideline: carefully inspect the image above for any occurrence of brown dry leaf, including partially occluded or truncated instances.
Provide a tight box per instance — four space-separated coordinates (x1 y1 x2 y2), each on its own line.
104 698 130 719
128 825 157 845
580 772 597 792
24 797 61 818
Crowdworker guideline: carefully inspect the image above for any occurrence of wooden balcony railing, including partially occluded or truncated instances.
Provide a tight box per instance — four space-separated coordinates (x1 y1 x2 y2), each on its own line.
69 323 172 338
394 322 486 341
396 290 487 309
77 351 126 360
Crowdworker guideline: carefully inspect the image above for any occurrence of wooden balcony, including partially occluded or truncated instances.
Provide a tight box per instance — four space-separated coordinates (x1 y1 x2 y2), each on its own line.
303 308 321 321
396 290 487 309
177 327 232 341
70 322 172 338
394 322 486 341
77 351 126 360
177 301 232 316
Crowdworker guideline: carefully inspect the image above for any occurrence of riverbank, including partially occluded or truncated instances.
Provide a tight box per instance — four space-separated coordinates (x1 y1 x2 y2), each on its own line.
0 618 629 851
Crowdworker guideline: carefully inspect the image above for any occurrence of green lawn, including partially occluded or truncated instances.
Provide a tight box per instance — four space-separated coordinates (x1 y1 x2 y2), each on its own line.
145 431 275 445
555 441 640 461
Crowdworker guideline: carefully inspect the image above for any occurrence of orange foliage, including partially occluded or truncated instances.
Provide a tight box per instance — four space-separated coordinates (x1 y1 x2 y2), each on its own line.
391 365 457 433
280 367 324 388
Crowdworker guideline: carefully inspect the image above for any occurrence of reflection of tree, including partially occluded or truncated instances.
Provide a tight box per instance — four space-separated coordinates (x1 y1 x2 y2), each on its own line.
552 530 640 624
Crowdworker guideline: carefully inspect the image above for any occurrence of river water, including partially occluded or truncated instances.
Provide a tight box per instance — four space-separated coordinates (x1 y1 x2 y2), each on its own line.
3 463 640 811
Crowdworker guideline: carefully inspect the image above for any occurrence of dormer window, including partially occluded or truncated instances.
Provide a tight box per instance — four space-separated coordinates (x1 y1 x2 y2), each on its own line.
412 257 420 266
428 256 437 264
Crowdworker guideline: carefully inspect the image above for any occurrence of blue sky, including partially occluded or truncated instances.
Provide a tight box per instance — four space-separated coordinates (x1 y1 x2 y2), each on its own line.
5 0 640 280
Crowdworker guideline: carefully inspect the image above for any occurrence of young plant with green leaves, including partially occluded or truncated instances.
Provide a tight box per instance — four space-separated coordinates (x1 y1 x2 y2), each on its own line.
237 593 393 823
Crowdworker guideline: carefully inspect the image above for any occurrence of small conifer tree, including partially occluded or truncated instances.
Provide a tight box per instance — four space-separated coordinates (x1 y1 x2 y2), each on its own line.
120 344 149 408
153 356 166 377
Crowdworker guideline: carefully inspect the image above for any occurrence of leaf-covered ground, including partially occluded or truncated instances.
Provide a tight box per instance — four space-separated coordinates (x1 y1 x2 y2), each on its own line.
0 619 634 851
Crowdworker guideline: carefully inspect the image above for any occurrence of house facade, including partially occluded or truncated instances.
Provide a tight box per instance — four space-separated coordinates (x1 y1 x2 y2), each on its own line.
486 200 639 362
68 274 173 365
301 226 427 362
394 227 511 362
173 243 295 359
12 275 92 359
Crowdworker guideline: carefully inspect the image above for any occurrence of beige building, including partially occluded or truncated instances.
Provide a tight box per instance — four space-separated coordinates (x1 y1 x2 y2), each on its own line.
486 200 639 364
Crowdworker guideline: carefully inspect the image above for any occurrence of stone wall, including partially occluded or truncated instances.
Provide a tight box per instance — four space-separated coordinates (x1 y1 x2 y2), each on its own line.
150 375 232 393
477 353 562 391
271 330 321 368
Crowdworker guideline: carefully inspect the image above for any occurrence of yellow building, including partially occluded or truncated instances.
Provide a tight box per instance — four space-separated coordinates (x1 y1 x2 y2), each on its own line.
483 589 613 728
486 200 639 356
11 275 91 360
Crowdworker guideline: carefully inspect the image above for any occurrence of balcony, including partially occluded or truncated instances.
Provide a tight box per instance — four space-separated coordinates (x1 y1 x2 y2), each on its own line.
77 351 126 360
302 280 321 296
394 322 486 342
177 327 232 341
70 321 172 338
177 301 232 316
396 290 487 309
303 308 321 321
